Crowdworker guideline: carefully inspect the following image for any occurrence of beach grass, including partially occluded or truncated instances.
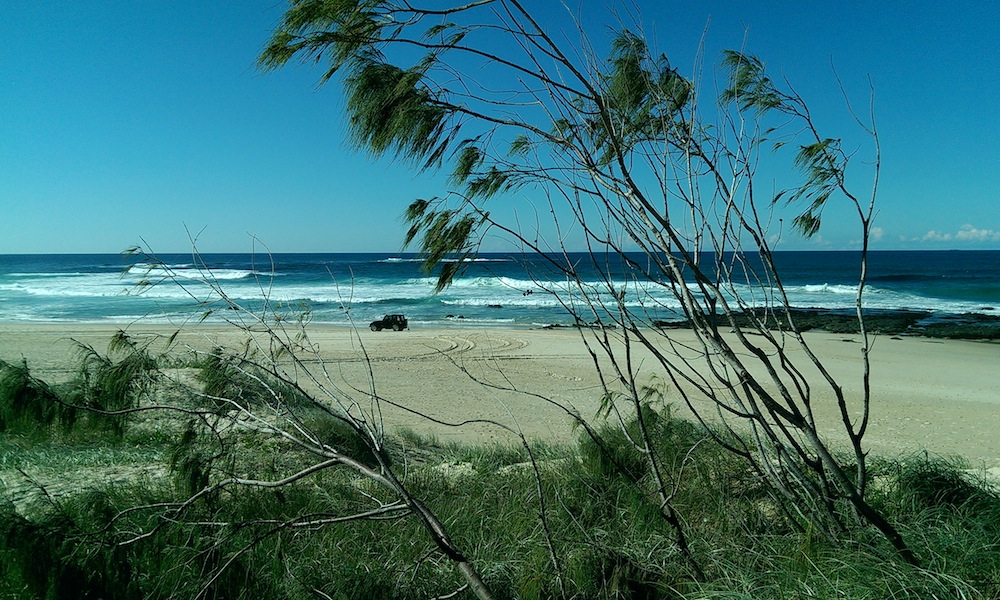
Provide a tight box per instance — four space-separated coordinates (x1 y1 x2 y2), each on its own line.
2 338 1000 598
3 430 996 598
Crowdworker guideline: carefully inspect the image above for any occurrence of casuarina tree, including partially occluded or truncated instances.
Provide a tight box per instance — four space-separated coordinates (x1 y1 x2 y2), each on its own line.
260 0 915 571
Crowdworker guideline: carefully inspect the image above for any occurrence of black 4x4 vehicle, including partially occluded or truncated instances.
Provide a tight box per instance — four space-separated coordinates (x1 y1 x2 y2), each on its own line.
369 314 408 332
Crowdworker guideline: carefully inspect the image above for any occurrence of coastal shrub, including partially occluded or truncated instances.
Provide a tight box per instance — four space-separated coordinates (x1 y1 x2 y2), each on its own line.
0 497 138 600
65 331 159 436
0 358 71 434
298 410 384 469
895 456 994 512
254 0 939 572
691 536 978 599
12 333 999 600
0 461 317 598
579 407 653 484
195 349 286 411
441 441 534 473
196 350 255 410
168 420 219 497
881 456 1000 591
563 547 666 599
578 403 763 524
13 331 997 597
391 428 564 474
196 349 314 412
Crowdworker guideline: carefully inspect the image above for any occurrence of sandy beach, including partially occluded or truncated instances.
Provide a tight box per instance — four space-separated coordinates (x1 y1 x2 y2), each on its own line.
1 322 998 467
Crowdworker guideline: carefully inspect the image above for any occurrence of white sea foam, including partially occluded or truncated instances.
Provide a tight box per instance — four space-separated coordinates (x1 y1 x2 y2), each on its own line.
127 262 194 273
796 283 859 295
0 277 130 298
0 271 958 314
126 264 266 281
8 272 90 278
436 316 517 324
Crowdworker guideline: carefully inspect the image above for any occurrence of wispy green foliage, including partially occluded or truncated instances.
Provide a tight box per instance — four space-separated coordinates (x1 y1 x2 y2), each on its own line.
579 409 650 483
789 138 844 236
395 29 696 285
67 331 160 437
894 456 1000 514
196 350 255 411
344 59 453 167
196 350 314 412
257 2 902 573
603 31 693 126
508 134 531 156
0 359 69 434
0 502 130 599
766 137 847 237
605 31 650 116
258 0 388 79
450 142 482 186
0 483 283 599
589 31 694 166
720 50 785 113
169 421 217 497
260 1 459 171
299 410 384 469
721 50 852 238
403 198 485 291
465 166 513 198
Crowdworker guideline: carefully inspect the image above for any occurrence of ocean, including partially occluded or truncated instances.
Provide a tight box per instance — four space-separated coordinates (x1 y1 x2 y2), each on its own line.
0 251 997 328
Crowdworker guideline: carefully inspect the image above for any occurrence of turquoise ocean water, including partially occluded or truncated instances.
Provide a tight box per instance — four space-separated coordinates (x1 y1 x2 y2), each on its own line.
0 251 997 328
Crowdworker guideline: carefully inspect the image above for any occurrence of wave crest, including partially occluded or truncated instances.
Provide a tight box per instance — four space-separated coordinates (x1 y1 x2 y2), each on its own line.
126 264 265 281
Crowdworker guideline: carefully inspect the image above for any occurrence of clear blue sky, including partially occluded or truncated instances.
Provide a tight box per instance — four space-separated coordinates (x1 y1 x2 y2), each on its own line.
2 1 998 254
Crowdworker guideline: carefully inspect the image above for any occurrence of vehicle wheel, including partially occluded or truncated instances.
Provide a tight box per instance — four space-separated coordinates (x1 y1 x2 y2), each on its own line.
370 324 379 331
392 324 402 331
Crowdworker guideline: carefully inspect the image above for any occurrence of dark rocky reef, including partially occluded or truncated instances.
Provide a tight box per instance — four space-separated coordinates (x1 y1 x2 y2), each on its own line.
654 309 1000 341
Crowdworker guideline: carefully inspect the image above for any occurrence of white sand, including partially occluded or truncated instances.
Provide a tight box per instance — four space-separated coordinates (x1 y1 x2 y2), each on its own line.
1 323 998 467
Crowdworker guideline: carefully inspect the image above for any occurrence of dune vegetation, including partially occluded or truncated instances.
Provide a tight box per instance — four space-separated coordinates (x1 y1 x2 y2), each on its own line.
2 335 1000 599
